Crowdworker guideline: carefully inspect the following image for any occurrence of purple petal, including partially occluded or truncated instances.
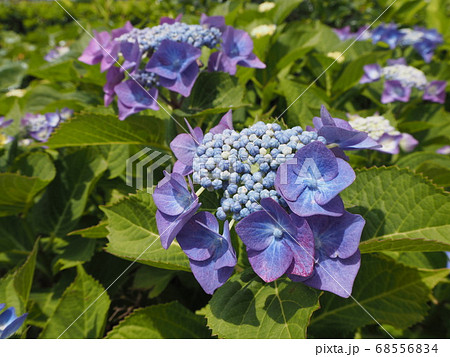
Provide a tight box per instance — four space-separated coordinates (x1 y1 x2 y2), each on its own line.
190 258 234 294
158 61 199 97
381 80 411 103
247 240 293 282
200 14 226 32
436 146 450 155
306 211 364 259
387 58 407 66
293 250 361 298
423 80 446 104
360 64 382 84
153 173 192 216
285 215 315 277
375 133 402 154
285 189 345 217
314 159 355 205
399 133 418 152
172 160 193 176
103 66 124 106
115 80 159 120
176 212 221 261
237 53 266 70
210 110 234 134
159 14 183 25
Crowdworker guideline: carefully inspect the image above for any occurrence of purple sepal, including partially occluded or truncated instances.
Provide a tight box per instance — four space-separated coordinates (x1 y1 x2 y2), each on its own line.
423 80 446 104
200 13 226 33
360 64 382 84
375 133 403 155
210 110 234 134
115 80 159 120
381 80 411 103
159 14 183 25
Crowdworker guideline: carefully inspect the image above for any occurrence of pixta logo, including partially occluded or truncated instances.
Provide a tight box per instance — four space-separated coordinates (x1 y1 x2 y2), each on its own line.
126 148 172 193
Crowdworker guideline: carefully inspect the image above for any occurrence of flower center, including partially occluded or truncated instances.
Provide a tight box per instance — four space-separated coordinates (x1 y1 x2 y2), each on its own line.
273 227 283 240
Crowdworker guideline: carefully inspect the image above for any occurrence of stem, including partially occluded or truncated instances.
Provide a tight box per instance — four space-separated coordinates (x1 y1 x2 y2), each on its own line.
229 219 236 230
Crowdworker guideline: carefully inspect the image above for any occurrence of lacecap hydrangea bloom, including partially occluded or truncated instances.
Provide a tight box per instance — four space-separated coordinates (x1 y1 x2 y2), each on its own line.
21 108 73 143
0 304 27 339
334 23 443 62
153 106 376 296
79 14 265 120
360 59 447 104
347 113 418 155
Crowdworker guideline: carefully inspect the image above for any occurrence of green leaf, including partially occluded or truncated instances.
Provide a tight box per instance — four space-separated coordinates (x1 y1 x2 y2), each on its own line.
95 145 130 179
39 265 110 339
0 61 27 89
309 255 449 335
0 240 38 315
0 172 53 217
30 148 107 237
101 192 190 271
68 221 109 239
205 269 321 338
106 301 212 338
11 151 56 182
45 113 168 150
133 266 175 298
180 72 246 116
51 237 96 273
341 167 450 253
28 60 78 82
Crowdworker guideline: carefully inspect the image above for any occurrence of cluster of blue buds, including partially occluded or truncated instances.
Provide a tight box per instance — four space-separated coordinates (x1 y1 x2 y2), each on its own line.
117 22 222 52
191 122 327 221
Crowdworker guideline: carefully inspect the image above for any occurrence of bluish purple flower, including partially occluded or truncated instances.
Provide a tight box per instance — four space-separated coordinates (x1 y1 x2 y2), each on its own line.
177 212 236 294
0 305 27 339
120 40 141 73
333 25 369 41
104 66 125 106
159 14 183 25
0 117 14 146
423 80 447 104
371 23 403 49
21 111 67 142
208 26 265 75
289 211 364 298
200 14 226 32
44 45 70 62
154 172 201 249
360 64 382 84
387 58 407 66
381 80 411 103
78 22 133 72
436 146 450 155
235 198 315 282
399 133 418 153
146 40 201 97
170 119 204 176
375 133 403 155
313 106 380 152
115 80 159 120
275 141 355 217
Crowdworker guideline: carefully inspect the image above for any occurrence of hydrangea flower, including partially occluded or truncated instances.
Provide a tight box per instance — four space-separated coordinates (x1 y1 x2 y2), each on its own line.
78 21 133 72
0 116 14 146
146 40 201 97
436 146 450 155
423 81 447 104
115 80 159 120
44 45 70 62
311 106 380 153
0 305 27 339
289 211 364 298
153 172 200 249
334 23 443 62
348 113 418 154
360 61 446 104
21 108 73 142
177 212 236 294
275 141 355 217
81 16 266 120
235 198 315 282
192 120 327 221
208 26 265 75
